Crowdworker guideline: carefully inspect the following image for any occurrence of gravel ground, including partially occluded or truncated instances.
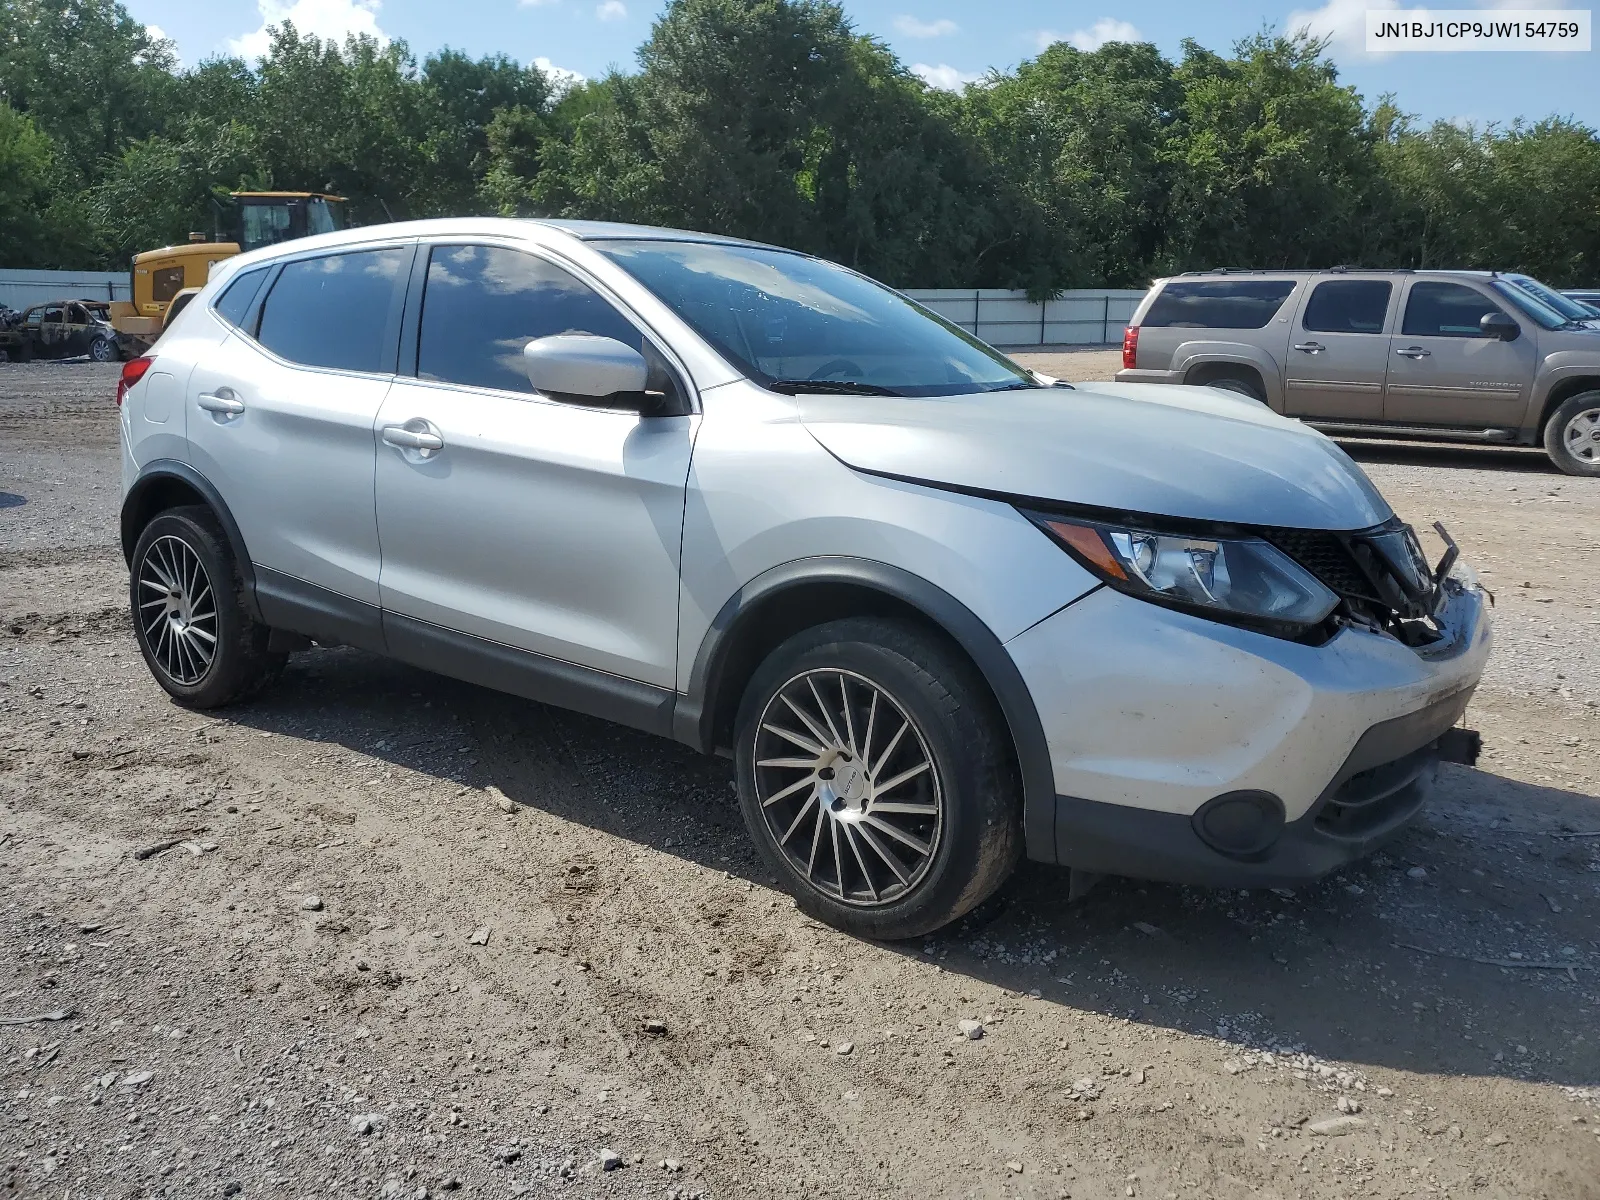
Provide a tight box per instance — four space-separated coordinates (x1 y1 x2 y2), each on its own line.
2 359 1597 1200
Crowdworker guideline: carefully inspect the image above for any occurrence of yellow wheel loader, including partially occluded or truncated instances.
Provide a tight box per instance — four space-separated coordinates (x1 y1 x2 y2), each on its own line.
109 192 346 357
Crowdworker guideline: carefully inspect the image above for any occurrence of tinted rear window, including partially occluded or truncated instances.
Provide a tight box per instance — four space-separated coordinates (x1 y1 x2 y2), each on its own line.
1302 280 1392 334
213 267 270 330
257 248 410 372
1143 280 1297 329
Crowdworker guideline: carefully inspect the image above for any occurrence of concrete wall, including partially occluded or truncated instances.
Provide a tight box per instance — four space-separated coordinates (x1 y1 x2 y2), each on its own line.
0 269 130 311
0 271 1149 348
902 288 1147 347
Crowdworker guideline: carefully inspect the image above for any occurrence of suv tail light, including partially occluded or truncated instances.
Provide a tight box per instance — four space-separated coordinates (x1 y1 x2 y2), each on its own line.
1121 325 1139 371
117 356 153 407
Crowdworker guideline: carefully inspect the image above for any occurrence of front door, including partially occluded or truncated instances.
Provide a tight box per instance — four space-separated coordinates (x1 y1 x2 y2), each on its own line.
1282 278 1395 420
374 242 694 689
1384 280 1535 428
184 244 413 612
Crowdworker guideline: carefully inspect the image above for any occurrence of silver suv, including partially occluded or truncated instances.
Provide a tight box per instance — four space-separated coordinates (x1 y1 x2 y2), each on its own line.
1117 268 1600 476
117 219 1491 939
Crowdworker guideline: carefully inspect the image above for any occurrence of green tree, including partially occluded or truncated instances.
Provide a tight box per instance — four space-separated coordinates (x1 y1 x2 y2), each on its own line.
0 102 63 266
1162 32 1379 271
0 0 178 187
955 39 1179 287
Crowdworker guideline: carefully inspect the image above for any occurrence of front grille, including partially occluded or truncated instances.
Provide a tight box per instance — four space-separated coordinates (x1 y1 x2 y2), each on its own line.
1263 519 1443 642
1261 528 1382 603
1315 744 1438 840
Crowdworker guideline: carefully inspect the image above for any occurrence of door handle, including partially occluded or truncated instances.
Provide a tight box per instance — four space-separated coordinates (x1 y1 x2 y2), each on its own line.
1293 341 1326 354
381 425 445 452
1394 346 1431 359
197 391 245 415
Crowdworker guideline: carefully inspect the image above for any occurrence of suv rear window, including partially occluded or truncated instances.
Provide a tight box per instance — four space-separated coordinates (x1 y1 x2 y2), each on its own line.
1302 280 1391 334
257 248 410 372
1143 280 1296 329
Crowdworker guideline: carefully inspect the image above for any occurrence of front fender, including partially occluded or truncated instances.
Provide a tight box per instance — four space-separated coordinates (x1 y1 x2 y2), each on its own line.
678 555 1065 865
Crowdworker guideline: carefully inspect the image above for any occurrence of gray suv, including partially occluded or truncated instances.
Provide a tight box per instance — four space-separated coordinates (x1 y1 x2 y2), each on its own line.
1117 268 1600 476
115 219 1491 940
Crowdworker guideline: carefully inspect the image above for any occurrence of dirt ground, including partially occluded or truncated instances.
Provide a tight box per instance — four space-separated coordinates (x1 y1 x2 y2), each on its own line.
1 357 1597 1200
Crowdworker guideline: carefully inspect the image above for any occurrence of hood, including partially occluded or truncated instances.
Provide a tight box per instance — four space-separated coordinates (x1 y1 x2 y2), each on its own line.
797 382 1393 531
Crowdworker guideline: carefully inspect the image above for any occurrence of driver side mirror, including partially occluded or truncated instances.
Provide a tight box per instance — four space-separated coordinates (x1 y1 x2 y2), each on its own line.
1480 311 1520 341
523 334 649 405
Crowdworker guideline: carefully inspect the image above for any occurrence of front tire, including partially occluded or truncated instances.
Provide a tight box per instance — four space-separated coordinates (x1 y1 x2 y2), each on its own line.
734 618 1021 940
88 335 117 362
129 507 285 707
1544 391 1600 477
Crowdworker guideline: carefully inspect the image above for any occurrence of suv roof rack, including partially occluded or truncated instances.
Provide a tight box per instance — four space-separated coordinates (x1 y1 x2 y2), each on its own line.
1176 267 1418 277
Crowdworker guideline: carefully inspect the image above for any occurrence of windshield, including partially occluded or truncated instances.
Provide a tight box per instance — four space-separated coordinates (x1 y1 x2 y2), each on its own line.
591 239 1036 396
1505 274 1595 323
1490 280 1568 330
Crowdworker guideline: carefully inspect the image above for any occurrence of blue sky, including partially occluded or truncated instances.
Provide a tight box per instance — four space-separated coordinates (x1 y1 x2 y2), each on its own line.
124 0 1599 130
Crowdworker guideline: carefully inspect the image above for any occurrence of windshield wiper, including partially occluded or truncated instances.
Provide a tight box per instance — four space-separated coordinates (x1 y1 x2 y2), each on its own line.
766 379 905 396
983 380 1048 392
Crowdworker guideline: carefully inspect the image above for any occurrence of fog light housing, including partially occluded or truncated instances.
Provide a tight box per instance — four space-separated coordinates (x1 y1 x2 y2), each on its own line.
1192 790 1285 860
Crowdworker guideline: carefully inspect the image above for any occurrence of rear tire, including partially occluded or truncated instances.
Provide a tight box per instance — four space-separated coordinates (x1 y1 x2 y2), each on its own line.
733 618 1022 940
1206 375 1267 403
1543 391 1600 477
129 506 285 708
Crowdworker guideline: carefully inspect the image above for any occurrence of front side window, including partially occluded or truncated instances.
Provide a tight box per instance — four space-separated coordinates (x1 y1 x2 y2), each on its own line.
1143 280 1297 330
592 239 1035 396
256 247 410 372
1401 282 1508 338
1302 280 1392 334
417 245 646 396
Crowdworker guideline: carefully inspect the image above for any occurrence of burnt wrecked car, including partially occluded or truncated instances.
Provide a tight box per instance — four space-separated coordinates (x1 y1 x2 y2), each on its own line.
0 300 120 363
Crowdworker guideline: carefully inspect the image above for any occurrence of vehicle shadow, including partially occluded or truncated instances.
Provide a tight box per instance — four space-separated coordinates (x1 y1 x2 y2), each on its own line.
1336 438 1563 474
228 645 1600 1092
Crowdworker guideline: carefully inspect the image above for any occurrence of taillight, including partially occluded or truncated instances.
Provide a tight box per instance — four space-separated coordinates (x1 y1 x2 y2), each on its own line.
1121 325 1139 371
117 356 154 407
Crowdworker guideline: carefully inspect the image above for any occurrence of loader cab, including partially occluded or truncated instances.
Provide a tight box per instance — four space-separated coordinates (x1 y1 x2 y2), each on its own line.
234 192 345 253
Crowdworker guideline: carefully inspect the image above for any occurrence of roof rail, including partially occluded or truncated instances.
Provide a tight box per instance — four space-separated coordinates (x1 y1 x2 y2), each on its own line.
1175 266 1419 277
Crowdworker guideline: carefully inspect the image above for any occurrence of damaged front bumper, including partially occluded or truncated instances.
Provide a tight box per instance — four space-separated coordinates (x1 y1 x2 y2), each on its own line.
1009 564 1492 888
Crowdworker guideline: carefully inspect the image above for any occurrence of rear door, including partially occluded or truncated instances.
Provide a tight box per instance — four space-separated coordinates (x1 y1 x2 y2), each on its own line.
184 243 413 621
1282 277 1396 420
1384 280 1534 428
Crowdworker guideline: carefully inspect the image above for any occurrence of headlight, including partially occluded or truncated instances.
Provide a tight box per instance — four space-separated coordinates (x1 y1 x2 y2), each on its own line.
1026 512 1340 633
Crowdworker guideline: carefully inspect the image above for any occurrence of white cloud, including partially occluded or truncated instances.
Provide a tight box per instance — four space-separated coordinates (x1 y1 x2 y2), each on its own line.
228 0 387 59
143 23 180 65
1284 0 1397 57
894 15 958 37
1034 17 1143 53
911 62 981 91
535 56 586 94
595 0 626 20
1284 0 1574 59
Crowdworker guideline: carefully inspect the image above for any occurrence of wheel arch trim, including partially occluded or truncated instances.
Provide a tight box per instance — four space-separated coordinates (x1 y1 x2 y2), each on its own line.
121 459 261 619
676 556 1059 863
